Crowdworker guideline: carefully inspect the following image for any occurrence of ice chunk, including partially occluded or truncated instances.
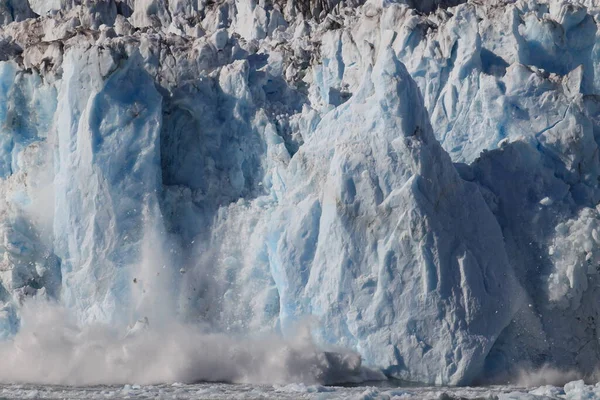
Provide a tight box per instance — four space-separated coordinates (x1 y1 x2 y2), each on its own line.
268 48 521 384
53 44 163 325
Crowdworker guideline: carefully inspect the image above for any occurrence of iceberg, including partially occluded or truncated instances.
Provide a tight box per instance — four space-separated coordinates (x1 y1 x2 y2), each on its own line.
0 0 598 387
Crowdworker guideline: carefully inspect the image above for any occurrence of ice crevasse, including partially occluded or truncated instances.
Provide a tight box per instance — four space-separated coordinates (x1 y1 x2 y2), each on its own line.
0 0 598 386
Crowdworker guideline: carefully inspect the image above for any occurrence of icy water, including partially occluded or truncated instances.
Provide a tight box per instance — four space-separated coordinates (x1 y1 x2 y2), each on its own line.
0 382 582 399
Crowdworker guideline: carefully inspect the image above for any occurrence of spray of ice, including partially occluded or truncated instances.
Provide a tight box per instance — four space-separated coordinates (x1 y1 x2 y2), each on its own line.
0 300 384 386
0 207 384 386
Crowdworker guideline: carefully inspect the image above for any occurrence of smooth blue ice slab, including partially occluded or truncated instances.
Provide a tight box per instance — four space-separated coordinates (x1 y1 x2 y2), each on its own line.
53 45 163 325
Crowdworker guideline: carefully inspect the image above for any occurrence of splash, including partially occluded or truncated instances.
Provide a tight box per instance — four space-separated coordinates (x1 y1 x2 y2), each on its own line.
0 205 384 386
510 365 600 387
0 300 384 386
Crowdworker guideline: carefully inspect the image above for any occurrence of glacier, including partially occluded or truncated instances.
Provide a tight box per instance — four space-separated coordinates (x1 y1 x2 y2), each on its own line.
0 0 598 388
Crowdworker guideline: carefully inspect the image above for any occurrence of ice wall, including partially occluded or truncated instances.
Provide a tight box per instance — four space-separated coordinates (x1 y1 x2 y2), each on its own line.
312 0 600 381
0 0 598 386
267 48 521 384
53 45 163 324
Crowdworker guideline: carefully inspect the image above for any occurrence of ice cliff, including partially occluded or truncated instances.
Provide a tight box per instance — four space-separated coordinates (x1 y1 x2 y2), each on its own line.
0 0 599 386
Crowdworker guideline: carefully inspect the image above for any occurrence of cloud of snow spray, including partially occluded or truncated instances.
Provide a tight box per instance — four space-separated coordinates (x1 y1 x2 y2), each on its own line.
0 300 380 386
512 365 600 388
0 203 383 386
513 366 581 387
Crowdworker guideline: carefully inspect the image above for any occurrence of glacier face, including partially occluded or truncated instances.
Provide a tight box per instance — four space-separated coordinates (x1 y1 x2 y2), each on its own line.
267 48 521 384
0 0 598 386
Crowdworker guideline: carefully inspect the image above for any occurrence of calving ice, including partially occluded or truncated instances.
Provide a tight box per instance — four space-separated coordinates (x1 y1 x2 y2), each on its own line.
0 0 598 390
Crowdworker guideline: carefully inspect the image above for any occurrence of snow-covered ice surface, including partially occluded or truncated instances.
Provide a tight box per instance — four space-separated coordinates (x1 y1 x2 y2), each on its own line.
1 0 600 390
